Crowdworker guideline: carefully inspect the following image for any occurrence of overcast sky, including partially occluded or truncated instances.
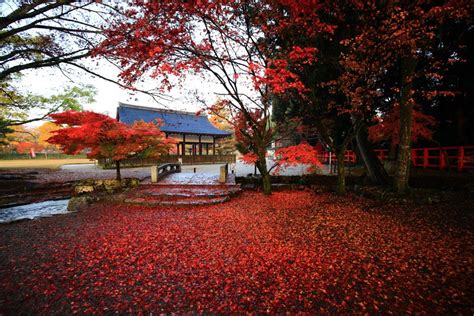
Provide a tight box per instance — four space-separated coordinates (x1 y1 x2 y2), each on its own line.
20 56 226 127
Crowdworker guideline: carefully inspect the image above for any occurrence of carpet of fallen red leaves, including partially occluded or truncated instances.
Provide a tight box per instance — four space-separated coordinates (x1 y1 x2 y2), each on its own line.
0 191 472 314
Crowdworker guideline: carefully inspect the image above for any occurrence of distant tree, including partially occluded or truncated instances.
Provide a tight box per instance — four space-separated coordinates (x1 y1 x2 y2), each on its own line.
2 121 61 158
0 119 13 144
0 124 35 152
48 111 175 180
14 141 43 156
0 84 96 144
36 121 61 154
208 100 236 155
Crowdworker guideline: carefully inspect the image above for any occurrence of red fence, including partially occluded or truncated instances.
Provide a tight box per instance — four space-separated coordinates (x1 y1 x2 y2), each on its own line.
317 151 357 164
319 145 474 172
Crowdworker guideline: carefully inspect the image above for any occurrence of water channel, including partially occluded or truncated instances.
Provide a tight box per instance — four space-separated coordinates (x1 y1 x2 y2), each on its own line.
0 199 70 224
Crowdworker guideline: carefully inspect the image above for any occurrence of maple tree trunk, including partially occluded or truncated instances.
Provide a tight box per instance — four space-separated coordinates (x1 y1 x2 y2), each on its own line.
395 56 417 194
256 157 272 195
261 171 272 196
336 150 346 195
353 116 390 185
115 160 121 181
388 143 397 161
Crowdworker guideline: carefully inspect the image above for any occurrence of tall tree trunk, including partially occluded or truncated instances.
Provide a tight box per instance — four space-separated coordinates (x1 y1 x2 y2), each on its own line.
388 142 397 161
395 56 417 194
256 158 272 195
352 114 390 185
115 160 121 181
336 149 346 195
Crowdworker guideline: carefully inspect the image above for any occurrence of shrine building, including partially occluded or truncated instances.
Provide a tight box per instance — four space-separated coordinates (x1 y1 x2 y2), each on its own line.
117 103 233 163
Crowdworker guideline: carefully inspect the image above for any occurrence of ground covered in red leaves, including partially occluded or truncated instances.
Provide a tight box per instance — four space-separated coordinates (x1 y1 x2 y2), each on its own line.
0 191 472 314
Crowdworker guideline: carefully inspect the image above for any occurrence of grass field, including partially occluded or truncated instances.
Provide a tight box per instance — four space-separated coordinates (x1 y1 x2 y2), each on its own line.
0 158 94 169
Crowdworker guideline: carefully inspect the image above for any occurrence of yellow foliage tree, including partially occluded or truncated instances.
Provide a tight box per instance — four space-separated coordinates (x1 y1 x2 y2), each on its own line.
36 122 60 152
208 100 236 155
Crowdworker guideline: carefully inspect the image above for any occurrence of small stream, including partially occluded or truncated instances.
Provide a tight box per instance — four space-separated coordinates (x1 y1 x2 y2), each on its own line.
0 199 70 224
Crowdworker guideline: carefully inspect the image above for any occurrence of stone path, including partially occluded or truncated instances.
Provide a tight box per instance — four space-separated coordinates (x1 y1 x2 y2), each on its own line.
156 172 236 185
123 184 241 207
158 173 220 185
133 167 239 207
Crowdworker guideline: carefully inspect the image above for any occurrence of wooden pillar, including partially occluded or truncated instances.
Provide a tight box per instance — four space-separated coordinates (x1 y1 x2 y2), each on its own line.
176 143 180 155
213 136 216 155
411 149 417 167
423 148 429 168
439 149 446 170
182 134 186 156
458 146 464 172
206 143 209 155
199 135 202 155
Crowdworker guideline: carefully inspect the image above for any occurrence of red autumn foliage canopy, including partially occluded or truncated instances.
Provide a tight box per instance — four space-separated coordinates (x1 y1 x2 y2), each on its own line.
240 143 322 175
47 111 175 162
14 141 44 154
273 143 322 174
95 1 330 96
368 105 436 145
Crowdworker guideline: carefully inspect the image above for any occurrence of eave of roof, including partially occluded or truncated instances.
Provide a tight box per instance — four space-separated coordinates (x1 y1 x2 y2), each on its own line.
117 103 232 137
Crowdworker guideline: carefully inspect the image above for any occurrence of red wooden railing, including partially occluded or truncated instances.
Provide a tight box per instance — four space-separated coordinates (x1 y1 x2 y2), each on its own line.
319 145 474 172
317 151 357 164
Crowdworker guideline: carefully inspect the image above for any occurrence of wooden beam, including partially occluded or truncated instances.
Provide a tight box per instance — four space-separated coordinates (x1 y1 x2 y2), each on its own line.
199 135 202 155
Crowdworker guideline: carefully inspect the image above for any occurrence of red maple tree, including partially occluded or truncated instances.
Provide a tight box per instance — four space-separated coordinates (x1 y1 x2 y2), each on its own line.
239 145 322 174
14 141 44 155
267 1 469 193
48 111 175 180
335 1 470 193
272 143 322 175
368 105 436 145
96 1 330 194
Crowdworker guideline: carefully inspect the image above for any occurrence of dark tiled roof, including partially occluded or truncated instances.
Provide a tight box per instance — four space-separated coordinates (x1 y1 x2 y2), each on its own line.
117 103 231 137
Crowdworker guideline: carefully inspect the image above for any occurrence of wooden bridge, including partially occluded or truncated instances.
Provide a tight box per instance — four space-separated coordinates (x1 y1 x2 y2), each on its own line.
98 154 236 169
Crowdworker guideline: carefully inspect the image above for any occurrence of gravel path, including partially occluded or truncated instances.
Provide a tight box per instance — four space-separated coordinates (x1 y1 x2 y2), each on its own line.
0 160 325 185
